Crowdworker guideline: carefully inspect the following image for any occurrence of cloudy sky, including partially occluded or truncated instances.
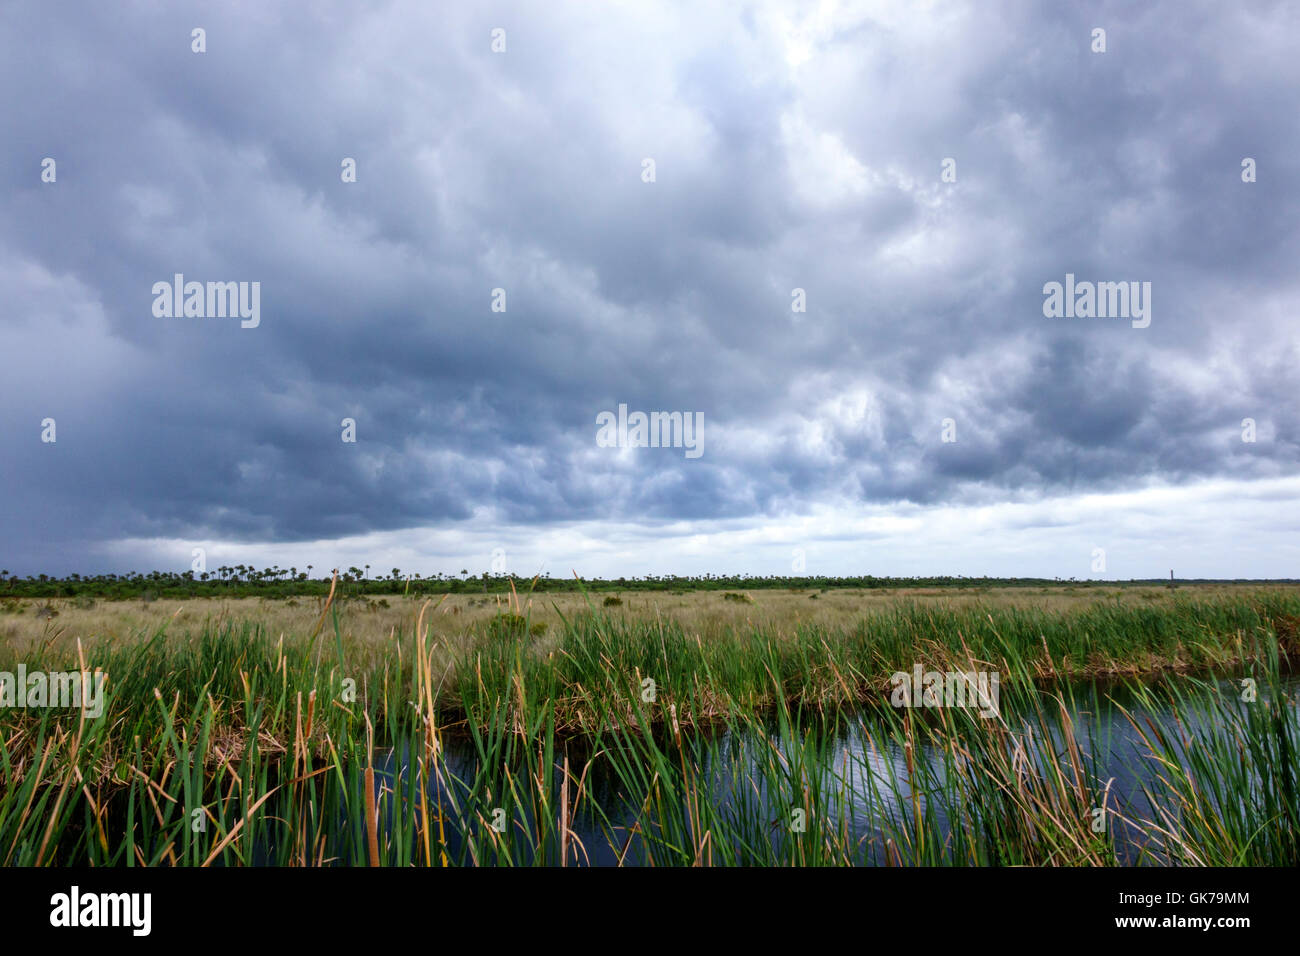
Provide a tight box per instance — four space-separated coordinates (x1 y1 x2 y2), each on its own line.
2 0 1297 580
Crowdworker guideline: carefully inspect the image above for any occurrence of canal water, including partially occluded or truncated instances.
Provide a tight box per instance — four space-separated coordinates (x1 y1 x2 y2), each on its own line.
337 673 1294 865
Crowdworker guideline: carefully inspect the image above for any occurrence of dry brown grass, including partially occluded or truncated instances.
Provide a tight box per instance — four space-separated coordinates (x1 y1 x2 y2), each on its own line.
3 582 1296 655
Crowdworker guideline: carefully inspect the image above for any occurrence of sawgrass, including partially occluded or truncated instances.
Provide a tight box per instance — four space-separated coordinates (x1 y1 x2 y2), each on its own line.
0 585 1296 865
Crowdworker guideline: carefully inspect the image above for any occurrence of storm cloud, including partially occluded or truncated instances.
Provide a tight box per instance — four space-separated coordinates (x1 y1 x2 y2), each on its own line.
2 0 1297 578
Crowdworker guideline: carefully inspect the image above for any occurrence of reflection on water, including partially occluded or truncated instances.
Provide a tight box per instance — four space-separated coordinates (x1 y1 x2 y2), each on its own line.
333 674 1295 866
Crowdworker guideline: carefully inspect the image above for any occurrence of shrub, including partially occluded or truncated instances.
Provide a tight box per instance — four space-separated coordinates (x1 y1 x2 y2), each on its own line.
486 613 528 640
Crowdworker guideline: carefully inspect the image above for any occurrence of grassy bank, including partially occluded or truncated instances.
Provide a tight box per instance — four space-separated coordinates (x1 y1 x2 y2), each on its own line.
0 588 1296 865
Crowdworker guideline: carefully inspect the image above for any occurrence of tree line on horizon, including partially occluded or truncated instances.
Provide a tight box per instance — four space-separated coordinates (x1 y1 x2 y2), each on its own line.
0 567 1293 601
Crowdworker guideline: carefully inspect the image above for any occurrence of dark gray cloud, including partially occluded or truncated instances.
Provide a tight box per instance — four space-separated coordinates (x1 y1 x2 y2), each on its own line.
1 0 1297 575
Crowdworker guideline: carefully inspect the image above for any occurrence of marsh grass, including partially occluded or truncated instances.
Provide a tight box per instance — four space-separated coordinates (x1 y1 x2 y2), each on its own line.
0 587 1295 865
8 582 1297 657
1117 661 1300 865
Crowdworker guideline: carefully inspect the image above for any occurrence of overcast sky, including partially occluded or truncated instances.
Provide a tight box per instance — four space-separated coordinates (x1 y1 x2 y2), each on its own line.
2 0 1297 580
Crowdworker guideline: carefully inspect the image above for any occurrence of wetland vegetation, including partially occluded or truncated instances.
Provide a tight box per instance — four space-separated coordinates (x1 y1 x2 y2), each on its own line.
1 580 1296 866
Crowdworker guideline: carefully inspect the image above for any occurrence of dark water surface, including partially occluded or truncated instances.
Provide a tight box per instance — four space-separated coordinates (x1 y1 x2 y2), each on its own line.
334 673 1295 866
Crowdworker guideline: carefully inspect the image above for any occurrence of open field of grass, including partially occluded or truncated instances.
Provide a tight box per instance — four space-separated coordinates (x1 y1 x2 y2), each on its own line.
7 581 1299 655
1 583 1297 866
11 569 1292 603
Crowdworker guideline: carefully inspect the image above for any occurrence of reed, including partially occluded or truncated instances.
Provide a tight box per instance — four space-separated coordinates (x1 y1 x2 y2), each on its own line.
0 589 1294 866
